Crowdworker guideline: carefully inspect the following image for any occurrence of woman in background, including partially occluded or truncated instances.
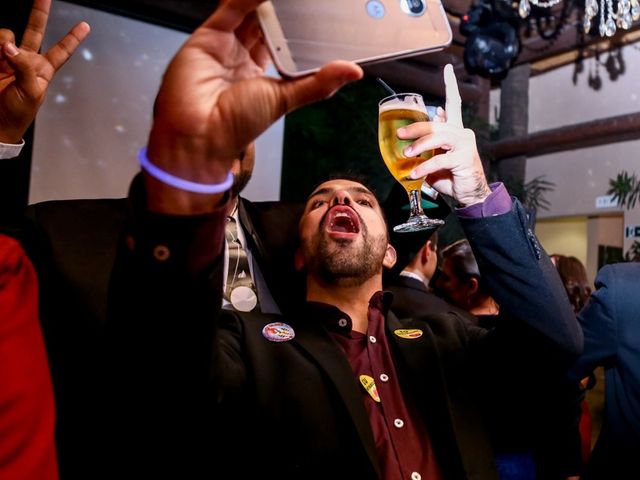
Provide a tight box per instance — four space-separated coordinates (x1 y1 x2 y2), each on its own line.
553 255 592 314
551 254 594 467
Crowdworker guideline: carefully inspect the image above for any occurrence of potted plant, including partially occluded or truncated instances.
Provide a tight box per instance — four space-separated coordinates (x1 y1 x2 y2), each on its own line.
608 171 640 262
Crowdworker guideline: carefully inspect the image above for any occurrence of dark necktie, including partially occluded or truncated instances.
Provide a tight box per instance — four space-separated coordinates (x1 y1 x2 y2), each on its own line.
224 216 259 312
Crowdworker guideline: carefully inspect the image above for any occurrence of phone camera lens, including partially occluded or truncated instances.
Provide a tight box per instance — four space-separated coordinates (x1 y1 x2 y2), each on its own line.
366 0 386 19
400 0 426 16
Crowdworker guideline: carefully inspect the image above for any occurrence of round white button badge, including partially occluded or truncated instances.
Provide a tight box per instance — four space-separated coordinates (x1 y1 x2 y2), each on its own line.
230 285 258 312
394 418 404 428
366 0 385 19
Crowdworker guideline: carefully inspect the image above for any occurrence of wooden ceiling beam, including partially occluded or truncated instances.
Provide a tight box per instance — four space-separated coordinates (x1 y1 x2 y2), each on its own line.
442 0 473 17
515 18 640 70
487 111 640 160
530 30 640 74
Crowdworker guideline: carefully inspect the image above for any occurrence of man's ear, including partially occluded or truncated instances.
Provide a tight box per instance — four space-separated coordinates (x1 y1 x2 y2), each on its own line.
467 277 479 296
383 244 397 269
420 243 430 264
294 247 305 272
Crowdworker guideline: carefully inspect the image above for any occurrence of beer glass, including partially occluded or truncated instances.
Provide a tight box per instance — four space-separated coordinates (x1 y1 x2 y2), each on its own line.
378 93 444 232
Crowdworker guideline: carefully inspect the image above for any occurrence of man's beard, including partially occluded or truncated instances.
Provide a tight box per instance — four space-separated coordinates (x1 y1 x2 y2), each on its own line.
304 216 387 287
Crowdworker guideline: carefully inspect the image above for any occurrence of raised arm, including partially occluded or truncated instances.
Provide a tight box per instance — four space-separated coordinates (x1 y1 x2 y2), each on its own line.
143 0 363 215
396 64 492 208
0 0 89 144
398 65 581 357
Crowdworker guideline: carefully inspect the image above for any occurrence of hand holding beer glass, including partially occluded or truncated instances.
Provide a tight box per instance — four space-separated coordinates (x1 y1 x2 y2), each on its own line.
378 93 445 232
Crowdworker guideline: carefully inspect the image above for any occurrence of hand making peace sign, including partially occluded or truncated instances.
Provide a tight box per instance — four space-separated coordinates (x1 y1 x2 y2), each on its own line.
0 0 90 144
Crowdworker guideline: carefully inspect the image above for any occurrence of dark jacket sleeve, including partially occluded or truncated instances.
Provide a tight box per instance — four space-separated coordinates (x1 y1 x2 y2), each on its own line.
107 174 228 379
458 198 583 359
457 200 585 478
101 175 229 476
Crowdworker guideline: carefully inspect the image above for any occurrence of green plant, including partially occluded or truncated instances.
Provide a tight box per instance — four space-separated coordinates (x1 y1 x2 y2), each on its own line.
499 175 555 212
607 171 640 209
280 77 393 202
521 176 556 212
608 170 640 262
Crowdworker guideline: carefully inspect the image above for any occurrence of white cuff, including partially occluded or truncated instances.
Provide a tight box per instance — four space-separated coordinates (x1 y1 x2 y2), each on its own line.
0 139 26 160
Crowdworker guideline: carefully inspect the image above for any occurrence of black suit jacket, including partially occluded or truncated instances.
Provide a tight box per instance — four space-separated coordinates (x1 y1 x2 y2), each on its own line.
102 190 582 479
236 196 304 313
14 193 302 479
387 274 467 320
387 266 583 479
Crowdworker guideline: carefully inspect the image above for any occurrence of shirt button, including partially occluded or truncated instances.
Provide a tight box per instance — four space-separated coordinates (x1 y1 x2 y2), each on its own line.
411 473 421 480
394 418 404 428
153 245 170 261
125 235 136 251
338 318 348 328
369 335 377 344
379 374 389 382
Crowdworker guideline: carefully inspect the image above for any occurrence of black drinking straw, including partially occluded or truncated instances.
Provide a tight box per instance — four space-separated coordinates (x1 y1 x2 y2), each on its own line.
376 77 396 96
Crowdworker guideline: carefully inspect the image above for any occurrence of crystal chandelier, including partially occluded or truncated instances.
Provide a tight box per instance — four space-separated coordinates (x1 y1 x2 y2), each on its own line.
583 0 640 36
516 0 563 19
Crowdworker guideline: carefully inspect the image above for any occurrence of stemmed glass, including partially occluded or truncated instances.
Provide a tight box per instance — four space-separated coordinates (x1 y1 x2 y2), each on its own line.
378 93 444 232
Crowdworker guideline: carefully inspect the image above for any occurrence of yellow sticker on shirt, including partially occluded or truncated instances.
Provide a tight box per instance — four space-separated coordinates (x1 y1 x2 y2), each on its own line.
359 375 381 403
394 329 423 339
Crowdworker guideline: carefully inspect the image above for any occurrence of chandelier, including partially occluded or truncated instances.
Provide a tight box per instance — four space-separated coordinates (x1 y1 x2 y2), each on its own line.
516 0 562 18
514 0 640 36
583 0 640 36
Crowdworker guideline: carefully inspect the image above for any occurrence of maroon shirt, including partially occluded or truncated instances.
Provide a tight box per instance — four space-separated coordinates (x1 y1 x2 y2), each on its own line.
311 291 442 480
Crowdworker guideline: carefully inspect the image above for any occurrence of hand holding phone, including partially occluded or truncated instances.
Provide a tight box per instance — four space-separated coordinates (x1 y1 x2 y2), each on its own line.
258 0 452 77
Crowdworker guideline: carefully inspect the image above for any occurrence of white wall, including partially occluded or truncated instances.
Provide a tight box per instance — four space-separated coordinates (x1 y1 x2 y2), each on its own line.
525 140 638 219
31 1 283 204
529 50 640 133
490 43 640 132
490 42 640 256
535 216 588 267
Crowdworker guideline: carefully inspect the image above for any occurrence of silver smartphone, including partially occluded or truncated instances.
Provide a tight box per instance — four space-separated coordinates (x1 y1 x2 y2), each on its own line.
257 0 453 78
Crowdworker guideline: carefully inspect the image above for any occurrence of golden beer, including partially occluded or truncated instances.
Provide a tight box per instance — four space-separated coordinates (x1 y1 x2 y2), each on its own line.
378 107 433 193
377 92 443 232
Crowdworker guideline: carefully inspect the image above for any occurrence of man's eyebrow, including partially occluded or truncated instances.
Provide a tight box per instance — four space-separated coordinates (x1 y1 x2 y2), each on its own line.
351 186 375 197
307 187 332 200
307 185 375 201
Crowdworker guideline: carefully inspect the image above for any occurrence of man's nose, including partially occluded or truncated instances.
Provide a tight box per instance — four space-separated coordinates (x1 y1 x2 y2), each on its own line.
332 191 352 206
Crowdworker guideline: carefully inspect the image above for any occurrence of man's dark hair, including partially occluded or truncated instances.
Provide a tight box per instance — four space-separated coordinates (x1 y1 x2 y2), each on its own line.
311 171 388 228
553 255 592 314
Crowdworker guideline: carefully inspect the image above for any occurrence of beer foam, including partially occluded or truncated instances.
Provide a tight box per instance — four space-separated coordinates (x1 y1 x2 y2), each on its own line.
379 96 427 114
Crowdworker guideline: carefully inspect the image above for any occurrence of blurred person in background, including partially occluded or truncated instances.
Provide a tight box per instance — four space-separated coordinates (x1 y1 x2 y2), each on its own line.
552 254 594 466
387 231 460 319
569 260 640 479
436 240 584 480
553 255 592 314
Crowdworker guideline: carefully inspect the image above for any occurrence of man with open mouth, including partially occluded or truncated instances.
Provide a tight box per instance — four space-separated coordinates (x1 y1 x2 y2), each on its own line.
69 1 584 479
